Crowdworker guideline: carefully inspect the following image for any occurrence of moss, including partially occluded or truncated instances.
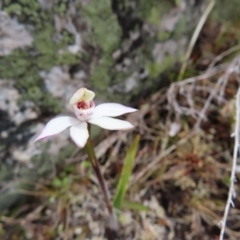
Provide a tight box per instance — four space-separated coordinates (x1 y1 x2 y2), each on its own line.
212 0 240 24
172 16 189 40
81 0 121 97
5 0 40 16
158 31 171 42
83 0 120 54
147 7 160 26
1 0 196 109
137 0 175 26
4 3 22 14
2 0 80 113
55 2 68 17
147 56 176 78
147 62 161 79
84 0 164 101
137 0 172 19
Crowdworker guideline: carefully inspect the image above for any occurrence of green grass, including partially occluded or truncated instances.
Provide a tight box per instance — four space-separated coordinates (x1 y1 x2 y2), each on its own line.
113 135 140 210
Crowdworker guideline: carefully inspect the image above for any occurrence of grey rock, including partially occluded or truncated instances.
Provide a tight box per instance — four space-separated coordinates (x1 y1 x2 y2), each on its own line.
0 11 33 56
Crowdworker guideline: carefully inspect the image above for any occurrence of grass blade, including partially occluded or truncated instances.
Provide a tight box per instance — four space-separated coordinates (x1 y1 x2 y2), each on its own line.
121 200 149 211
113 135 140 209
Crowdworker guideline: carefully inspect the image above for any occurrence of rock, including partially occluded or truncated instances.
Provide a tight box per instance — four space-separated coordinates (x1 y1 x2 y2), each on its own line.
0 11 33 56
0 0 239 213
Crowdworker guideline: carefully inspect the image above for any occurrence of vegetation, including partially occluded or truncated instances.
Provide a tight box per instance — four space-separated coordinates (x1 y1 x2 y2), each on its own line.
1 0 240 239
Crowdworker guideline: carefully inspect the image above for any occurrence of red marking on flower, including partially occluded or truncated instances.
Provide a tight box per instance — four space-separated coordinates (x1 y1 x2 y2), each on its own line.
77 101 87 109
90 101 94 108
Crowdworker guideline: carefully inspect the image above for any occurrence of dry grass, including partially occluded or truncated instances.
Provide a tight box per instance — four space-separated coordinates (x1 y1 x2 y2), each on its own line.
2 13 240 239
1 52 240 239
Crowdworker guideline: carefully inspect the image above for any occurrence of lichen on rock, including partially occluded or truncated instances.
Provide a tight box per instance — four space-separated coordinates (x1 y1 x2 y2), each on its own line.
0 0 210 212
0 11 33 56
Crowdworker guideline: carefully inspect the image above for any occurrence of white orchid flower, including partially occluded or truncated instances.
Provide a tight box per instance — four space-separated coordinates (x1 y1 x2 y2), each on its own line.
34 88 137 148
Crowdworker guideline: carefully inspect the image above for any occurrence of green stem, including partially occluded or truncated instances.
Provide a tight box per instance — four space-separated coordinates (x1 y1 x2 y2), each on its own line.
84 124 118 230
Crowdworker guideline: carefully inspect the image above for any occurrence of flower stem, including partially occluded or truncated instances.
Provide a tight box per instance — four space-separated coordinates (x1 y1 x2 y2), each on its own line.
84 124 118 230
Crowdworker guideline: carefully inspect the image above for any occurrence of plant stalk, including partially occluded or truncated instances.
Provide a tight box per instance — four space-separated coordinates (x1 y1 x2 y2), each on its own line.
84 124 118 230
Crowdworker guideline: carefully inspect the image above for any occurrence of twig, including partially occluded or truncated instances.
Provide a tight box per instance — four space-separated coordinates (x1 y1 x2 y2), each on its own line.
208 45 240 70
168 63 228 117
195 57 239 128
130 130 197 186
219 87 240 240
194 72 226 128
168 56 239 126
178 0 215 80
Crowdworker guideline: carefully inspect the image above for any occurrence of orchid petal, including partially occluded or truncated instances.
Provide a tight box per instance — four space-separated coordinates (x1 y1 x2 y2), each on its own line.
34 116 80 142
69 87 95 106
88 117 134 130
90 103 137 119
70 122 89 148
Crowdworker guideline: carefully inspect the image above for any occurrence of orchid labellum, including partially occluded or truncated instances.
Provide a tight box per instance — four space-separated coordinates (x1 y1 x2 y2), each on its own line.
34 88 137 148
